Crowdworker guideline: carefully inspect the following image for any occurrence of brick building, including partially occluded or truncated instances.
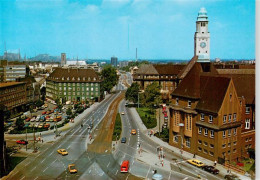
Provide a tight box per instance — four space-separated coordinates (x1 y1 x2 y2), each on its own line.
133 64 185 101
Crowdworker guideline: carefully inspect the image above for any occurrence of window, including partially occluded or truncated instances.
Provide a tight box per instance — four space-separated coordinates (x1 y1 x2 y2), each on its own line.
245 119 250 129
249 144 252 148
223 131 226 138
228 129 231 137
204 128 208 136
233 114 236 122
201 113 204 121
246 107 250 114
233 128 237 135
204 142 208 146
198 127 202 134
233 149 237 153
188 100 191 107
246 138 248 142
209 115 213 123
222 152 226 157
229 93 232 101
210 130 214 138
174 136 178 143
209 152 214 156
222 144 226 148
228 143 231 147
228 114 232 122
228 150 230 155
210 144 214 148
198 147 202 151
233 141 237 146
249 137 252 141
176 98 179 105
204 149 208 154
223 115 227 123
198 140 202 144
201 22 205 27
186 138 190 148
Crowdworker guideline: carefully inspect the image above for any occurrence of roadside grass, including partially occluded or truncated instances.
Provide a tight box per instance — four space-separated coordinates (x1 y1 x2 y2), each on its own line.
112 113 122 141
0 156 26 177
154 128 169 142
136 107 157 129
242 159 255 172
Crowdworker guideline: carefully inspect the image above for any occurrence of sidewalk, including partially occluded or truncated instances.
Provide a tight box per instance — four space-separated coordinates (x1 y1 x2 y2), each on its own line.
129 107 251 180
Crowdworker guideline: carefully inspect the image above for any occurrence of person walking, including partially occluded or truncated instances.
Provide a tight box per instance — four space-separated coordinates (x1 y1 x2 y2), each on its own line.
214 160 217 167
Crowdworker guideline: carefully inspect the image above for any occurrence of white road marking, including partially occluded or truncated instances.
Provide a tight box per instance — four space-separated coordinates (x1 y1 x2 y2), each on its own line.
21 176 25 180
34 176 38 180
107 162 110 167
30 166 36 172
41 158 46 163
67 145 71 149
89 170 92 173
115 170 118 175
168 171 172 180
182 177 188 180
43 166 48 172
51 159 57 165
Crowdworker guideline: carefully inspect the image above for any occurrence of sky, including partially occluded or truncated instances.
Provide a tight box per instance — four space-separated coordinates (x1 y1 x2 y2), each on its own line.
0 0 255 60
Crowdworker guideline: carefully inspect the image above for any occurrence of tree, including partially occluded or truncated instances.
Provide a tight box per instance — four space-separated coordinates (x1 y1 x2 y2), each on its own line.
16 116 24 130
101 65 118 93
248 148 255 159
40 87 46 101
35 100 44 107
142 82 162 108
125 83 140 103
66 107 72 116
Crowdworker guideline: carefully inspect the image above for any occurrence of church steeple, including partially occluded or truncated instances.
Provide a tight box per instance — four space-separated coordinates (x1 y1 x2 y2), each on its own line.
194 7 210 62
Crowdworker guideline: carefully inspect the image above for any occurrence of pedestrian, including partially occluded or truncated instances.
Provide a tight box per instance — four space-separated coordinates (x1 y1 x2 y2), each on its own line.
214 160 217 167
193 153 196 158
42 139 43 143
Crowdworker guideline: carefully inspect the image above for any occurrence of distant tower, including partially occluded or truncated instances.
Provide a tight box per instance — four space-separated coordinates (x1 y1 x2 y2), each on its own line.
136 48 137 61
194 7 210 62
111 56 118 67
61 53 66 66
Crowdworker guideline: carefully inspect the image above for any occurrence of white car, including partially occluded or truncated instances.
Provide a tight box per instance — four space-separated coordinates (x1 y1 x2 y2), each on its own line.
30 117 36 122
35 123 39 128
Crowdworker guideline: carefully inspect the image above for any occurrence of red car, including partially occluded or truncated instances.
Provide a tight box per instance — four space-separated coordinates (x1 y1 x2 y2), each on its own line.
25 118 31 122
16 140 28 145
42 111 46 115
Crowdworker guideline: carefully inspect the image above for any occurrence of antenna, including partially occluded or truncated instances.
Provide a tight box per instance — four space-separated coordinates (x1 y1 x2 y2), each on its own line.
136 48 137 61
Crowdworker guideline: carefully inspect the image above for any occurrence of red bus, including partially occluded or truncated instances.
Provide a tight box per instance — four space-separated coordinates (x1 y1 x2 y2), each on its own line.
120 160 129 173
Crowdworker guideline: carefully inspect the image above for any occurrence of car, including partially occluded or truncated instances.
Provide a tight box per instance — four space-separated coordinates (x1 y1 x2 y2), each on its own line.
44 104 48 108
224 174 240 180
46 118 50 122
202 165 219 174
44 123 50 129
16 140 28 145
121 112 125 115
38 123 44 128
25 118 31 122
42 111 46 115
35 123 39 128
131 129 136 135
30 117 36 122
68 164 77 174
121 137 127 143
187 159 205 168
57 149 68 156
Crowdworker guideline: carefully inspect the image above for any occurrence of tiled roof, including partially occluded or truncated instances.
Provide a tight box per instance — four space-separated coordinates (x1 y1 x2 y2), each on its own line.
219 74 255 104
47 68 101 83
217 69 255 74
153 64 185 75
135 64 158 75
196 76 231 113
0 82 25 88
177 56 198 79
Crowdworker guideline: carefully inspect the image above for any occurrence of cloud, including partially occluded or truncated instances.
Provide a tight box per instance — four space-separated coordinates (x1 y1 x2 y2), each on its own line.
102 0 132 8
68 4 100 20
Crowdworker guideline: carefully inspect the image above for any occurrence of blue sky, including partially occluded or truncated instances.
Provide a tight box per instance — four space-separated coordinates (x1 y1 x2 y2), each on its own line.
0 0 255 60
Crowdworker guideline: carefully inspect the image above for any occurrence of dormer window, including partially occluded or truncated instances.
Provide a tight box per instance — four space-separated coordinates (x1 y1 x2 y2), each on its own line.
188 100 191 107
201 113 204 121
67 77 69 80
93 77 96 81
176 98 179 105
83 77 85 81
72 77 75 80
78 77 80 81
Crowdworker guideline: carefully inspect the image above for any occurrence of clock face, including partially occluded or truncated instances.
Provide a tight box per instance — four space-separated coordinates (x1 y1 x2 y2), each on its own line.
200 42 206 48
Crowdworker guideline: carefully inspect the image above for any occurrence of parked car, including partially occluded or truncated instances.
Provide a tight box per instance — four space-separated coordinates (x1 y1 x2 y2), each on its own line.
57 149 68 156
187 159 205 168
25 118 31 122
16 140 28 145
121 112 125 115
44 123 50 129
38 123 44 128
202 165 219 174
30 117 36 122
68 164 77 174
42 111 46 115
35 123 39 128
121 137 127 143
224 174 240 180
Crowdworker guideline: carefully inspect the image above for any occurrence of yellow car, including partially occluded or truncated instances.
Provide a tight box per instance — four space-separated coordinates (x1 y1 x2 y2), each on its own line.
57 149 68 156
187 159 205 168
131 129 136 135
68 164 77 174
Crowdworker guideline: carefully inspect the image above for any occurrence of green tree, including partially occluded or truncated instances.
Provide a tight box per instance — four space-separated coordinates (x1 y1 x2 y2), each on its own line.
40 87 46 101
35 100 44 107
125 82 140 103
16 117 24 130
101 65 118 93
66 107 72 116
143 82 162 108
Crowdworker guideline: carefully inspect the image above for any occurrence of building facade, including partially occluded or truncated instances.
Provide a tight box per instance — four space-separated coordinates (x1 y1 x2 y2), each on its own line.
0 82 27 114
0 60 26 82
46 68 103 103
111 56 118 67
133 64 185 101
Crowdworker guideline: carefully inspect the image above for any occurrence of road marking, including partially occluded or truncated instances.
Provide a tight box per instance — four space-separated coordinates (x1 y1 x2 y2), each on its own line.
107 162 110 167
30 166 36 172
67 145 71 149
41 158 46 163
25 161 30 166
115 170 118 175
89 170 92 173
182 178 188 180
34 176 38 180
126 174 130 180
21 176 25 180
12 171 18 177
146 166 151 179
51 159 57 165
43 166 48 172
168 171 172 180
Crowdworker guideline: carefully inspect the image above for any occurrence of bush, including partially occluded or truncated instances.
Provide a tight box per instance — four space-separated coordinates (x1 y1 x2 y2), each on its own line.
137 107 157 129
112 113 122 141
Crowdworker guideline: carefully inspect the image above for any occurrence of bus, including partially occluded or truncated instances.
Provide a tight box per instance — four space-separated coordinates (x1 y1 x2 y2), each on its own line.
120 160 129 173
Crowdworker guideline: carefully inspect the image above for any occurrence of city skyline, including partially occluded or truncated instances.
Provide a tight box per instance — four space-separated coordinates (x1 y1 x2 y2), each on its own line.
1 0 255 60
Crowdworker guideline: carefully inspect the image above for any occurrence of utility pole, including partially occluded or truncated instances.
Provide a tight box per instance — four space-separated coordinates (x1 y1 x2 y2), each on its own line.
26 127 27 151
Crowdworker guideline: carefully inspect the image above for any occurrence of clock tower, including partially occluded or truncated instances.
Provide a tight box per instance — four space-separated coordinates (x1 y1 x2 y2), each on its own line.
194 7 210 62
